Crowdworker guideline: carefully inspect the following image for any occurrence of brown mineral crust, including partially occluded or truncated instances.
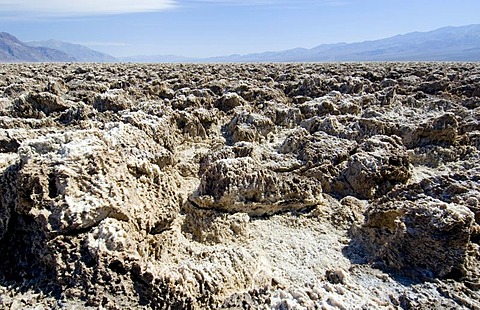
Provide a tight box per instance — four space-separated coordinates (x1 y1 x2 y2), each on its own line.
190 156 322 215
354 200 474 279
0 62 479 309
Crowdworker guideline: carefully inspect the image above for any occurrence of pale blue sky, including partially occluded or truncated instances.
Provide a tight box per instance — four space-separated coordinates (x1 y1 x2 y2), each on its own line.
0 0 478 57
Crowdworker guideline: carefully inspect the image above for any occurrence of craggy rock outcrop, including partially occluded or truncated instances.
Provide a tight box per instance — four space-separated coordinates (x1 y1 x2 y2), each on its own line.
0 63 479 309
342 135 411 199
191 156 322 215
353 200 474 279
224 111 275 144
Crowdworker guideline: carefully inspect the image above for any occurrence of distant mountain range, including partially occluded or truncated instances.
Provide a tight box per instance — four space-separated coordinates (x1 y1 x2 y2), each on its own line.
216 24 480 62
120 54 196 63
0 32 113 63
1 24 480 63
28 40 117 62
0 32 75 62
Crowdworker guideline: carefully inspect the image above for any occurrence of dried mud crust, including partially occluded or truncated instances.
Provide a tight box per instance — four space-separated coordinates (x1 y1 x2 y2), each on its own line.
0 62 479 309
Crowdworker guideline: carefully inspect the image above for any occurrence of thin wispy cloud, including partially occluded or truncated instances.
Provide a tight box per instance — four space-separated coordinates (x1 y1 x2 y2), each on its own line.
0 0 176 16
187 0 278 5
185 0 349 7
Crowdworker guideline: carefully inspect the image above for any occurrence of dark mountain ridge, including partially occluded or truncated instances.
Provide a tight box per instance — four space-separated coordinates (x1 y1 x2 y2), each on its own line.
27 40 117 62
203 24 480 62
0 32 75 62
2 24 480 63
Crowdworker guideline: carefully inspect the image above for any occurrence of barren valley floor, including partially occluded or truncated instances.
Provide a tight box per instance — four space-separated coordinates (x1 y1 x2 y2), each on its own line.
0 62 479 309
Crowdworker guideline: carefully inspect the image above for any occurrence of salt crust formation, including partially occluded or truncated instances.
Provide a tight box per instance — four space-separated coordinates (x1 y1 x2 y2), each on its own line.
0 63 479 309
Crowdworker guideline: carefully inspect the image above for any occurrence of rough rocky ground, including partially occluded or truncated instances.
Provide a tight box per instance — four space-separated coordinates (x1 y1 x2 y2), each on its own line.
0 62 479 309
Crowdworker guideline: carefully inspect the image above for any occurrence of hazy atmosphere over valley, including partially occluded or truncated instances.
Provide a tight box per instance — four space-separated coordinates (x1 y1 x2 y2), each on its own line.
0 1 480 309
0 0 479 60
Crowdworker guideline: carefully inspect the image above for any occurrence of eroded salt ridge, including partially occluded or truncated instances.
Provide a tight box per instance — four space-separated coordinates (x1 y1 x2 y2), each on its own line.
0 63 479 309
